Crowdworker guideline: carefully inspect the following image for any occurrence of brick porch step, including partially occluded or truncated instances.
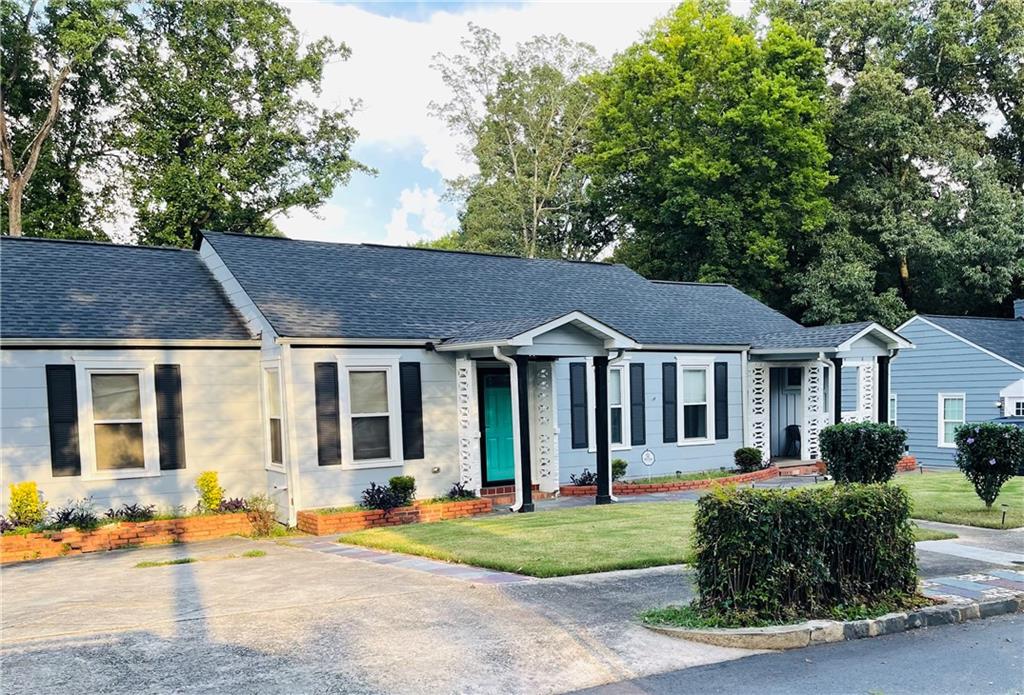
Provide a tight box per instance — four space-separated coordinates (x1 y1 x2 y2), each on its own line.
480 484 554 506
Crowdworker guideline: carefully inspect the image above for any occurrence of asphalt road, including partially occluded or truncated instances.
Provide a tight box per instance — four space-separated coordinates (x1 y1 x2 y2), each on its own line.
577 613 1024 695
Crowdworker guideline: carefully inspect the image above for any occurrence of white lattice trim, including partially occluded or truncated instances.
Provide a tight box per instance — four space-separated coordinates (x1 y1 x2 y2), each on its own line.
747 362 770 464
456 357 482 491
530 362 559 493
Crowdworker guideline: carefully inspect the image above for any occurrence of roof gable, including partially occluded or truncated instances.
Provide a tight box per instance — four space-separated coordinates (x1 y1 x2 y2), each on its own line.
911 315 1024 368
0 237 252 342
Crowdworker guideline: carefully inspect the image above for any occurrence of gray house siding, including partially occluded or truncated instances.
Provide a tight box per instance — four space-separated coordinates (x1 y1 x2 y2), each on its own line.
890 319 1022 467
555 352 743 482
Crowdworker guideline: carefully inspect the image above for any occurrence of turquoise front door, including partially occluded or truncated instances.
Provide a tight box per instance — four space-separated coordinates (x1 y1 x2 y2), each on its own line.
480 370 515 485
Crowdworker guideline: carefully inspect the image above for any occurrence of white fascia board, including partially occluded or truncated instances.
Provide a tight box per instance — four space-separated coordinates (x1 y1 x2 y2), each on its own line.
505 310 640 349
639 344 749 352
836 323 913 351
277 337 433 347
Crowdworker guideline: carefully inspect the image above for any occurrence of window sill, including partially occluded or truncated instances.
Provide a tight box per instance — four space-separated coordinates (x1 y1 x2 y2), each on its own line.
83 469 161 482
342 459 404 471
265 463 287 473
937 443 956 449
677 439 716 447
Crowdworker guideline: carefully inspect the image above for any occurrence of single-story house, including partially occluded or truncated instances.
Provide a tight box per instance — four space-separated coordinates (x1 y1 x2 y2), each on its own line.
1 233 911 524
892 305 1024 467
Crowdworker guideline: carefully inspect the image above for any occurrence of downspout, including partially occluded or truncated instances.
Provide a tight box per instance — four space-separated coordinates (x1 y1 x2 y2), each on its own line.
607 349 625 503
280 344 303 526
740 349 749 447
493 346 525 512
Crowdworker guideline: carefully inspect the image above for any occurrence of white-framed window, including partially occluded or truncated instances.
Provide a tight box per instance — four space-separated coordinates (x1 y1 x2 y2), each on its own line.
1004 398 1024 418
1016 400 1024 418
338 356 403 468
888 394 898 427
262 365 285 471
938 393 965 448
677 358 715 445
74 361 159 480
585 358 632 452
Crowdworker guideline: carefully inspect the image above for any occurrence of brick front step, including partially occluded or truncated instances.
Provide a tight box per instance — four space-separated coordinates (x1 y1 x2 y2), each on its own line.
559 466 780 497
0 513 254 564
778 455 918 477
296 498 493 535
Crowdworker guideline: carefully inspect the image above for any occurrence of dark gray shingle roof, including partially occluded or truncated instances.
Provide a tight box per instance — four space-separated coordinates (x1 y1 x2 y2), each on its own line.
203 232 803 345
0 237 252 341
921 315 1023 367
752 321 874 349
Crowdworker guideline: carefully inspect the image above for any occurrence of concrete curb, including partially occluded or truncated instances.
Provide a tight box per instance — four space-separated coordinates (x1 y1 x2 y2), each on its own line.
645 593 1024 650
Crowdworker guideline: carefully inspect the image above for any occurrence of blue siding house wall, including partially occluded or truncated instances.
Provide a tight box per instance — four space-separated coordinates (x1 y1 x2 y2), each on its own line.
891 317 1023 467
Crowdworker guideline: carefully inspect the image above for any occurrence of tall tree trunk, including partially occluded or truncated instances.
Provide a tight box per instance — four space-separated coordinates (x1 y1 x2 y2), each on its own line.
7 179 23 235
897 254 912 305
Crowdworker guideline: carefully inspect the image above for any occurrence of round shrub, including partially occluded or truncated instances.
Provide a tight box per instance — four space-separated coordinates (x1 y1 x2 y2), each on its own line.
954 422 1024 508
820 422 907 483
388 475 416 506
733 447 764 473
612 459 628 481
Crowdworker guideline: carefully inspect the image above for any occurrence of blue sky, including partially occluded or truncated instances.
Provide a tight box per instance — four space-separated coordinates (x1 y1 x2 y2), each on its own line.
275 1 696 246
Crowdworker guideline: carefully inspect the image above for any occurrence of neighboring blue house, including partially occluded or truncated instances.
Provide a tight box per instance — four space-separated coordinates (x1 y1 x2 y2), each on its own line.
892 302 1024 467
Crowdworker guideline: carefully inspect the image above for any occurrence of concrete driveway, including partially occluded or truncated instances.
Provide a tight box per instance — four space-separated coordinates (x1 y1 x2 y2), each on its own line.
0 537 752 694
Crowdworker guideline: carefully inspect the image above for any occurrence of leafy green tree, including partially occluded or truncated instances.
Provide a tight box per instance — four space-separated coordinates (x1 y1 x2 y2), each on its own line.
0 0 128 238
764 0 1024 322
122 0 365 247
430 25 612 260
584 0 832 312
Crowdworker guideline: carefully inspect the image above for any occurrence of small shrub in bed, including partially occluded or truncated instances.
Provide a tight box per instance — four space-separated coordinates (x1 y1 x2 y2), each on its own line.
692 484 917 624
955 422 1024 508
106 503 157 522
446 481 477 501
733 447 764 473
612 459 628 481
195 471 224 513
9 481 47 527
388 475 416 507
569 469 598 486
820 422 907 483
0 516 17 533
244 494 277 536
217 498 247 513
47 498 102 531
361 482 406 511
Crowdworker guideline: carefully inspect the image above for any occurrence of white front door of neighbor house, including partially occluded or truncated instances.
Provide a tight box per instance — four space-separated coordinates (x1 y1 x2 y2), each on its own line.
770 367 803 458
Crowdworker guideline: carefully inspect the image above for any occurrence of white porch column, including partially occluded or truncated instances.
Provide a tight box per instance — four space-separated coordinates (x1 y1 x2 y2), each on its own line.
858 360 876 422
746 361 770 464
802 362 825 460
455 356 482 492
529 361 559 493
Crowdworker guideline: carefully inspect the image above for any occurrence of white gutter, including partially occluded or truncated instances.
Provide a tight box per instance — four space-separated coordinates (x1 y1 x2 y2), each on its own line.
277 337 431 347
814 351 834 426
0 337 260 348
606 349 625 502
280 344 304 526
740 349 749 447
492 346 525 512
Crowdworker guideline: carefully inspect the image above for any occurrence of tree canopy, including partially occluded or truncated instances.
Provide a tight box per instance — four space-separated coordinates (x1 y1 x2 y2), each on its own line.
0 0 364 246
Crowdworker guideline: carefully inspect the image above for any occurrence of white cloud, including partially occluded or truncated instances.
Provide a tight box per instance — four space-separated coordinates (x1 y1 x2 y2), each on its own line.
384 185 456 245
286 1 682 181
276 202 355 242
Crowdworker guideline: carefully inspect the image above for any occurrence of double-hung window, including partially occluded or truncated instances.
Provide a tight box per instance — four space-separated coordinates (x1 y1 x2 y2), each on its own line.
76 362 159 479
339 357 403 468
1016 400 1024 417
585 360 631 451
677 359 714 444
938 393 965 447
263 366 284 469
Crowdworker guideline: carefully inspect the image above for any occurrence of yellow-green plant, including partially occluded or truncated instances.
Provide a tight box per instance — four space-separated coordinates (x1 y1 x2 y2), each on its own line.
9 481 47 526
195 471 224 513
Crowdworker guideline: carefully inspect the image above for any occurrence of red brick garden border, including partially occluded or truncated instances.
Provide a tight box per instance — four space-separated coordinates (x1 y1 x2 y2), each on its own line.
296 498 493 535
0 513 254 564
778 455 918 477
559 466 780 497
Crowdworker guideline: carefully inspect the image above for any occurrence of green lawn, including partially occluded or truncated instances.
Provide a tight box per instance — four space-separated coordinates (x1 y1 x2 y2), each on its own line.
340 499 958 577
620 469 737 485
911 525 957 542
341 502 697 577
897 471 1024 529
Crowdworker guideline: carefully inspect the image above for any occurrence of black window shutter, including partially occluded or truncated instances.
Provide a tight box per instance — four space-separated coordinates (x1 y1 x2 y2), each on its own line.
629 363 645 445
155 364 186 470
662 362 677 443
314 362 342 466
569 362 588 449
399 362 424 460
45 365 81 477
714 362 729 440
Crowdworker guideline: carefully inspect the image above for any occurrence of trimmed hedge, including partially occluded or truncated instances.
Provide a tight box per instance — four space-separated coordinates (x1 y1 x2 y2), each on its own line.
694 484 917 623
734 447 764 473
820 422 907 483
955 422 1024 507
